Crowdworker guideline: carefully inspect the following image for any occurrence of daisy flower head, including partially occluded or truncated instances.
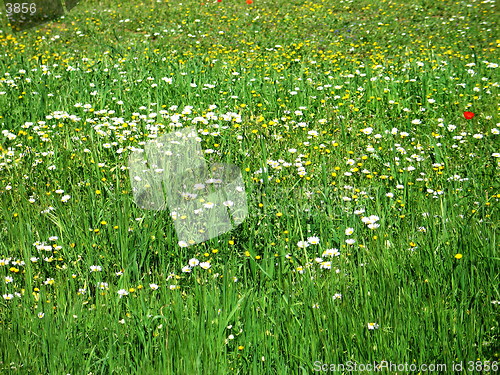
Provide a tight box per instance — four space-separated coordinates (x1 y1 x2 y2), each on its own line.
199 262 211 270
323 248 340 257
117 289 129 297
307 236 320 245
297 240 309 248
189 258 200 267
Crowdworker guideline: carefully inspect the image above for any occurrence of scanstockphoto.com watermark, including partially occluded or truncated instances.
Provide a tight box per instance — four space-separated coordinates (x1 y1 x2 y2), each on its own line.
312 360 499 373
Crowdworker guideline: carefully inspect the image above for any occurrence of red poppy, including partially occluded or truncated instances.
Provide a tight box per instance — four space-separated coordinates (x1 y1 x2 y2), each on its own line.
217 0 222 2
463 111 475 119
246 0 253 4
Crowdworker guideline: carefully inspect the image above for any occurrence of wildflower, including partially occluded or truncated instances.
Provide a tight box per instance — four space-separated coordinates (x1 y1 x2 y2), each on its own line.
454 253 463 259
307 236 320 245
297 240 309 248
149 283 159 290
333 293 342 300
223 200 234 207
345 228 354 236
320 261 331 269
90 265 102 272
361 215 380 225
0 259 10 266
367 322 379 330
4 276 13 283
199 262 211 270
189 258 200 267
323 248 340 257
117 289 129 297
463 111 475 119
37 312 45 319
61 195 71 203
3 294 14 300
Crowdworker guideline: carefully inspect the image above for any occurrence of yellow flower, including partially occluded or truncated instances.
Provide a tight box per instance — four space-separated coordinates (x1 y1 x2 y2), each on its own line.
454 253 463 259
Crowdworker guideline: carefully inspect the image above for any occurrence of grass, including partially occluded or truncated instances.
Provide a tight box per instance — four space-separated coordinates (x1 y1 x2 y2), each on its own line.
0 0 499 373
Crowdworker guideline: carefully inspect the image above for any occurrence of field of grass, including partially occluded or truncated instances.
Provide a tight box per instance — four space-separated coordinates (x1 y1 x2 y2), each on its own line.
0 0 499 373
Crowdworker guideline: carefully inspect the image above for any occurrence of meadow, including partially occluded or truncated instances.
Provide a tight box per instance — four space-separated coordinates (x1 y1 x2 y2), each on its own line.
0 0 499 373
